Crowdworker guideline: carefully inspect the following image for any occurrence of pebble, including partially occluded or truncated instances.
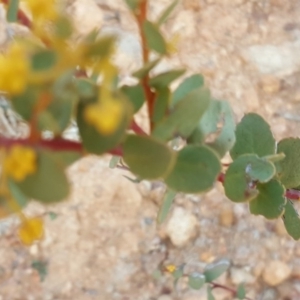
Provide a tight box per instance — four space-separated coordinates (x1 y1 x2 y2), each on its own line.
219 208 235 227
259 76 282 94
262 260 292 286
230 267 256 285
166 207 198 247
243 43 300 75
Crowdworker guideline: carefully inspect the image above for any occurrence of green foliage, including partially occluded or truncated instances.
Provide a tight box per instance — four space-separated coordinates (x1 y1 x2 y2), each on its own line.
230 113 275 159
283 201 300 240
156 0 179 25
276 138 300 188
165 145 221 193
249 179 286 219
237 283 246 299
123 135 176 179
153 87 210 141
7 0 19 22
157 189 176 224
16 151 70 203
203 259 230 282
143 20 167 54
188 272 206 290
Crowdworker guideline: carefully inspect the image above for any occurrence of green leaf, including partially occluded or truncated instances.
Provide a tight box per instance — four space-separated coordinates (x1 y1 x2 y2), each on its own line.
249 179 286 219
224 154 275 203
152 269 163 280
283 200 300 240
109 156 120 169
132 58 161 79
75 78 97 100
77 97 131 155
7 0 19 22
172 74 204 106
52 151 81 168
153 87 210 141
143 20 167 54
124 0 141 10
276 138 300 188
237 283 246 299
55 16 73 39
31 260 48 282
207 286 216 300
230 113 275 160
264 153 286 163
31 50 57 71
206 101 236 157
204 259 230 282
11 86 38 121
87 35 116 58
188 272 206 290
16 151 69 203
152 87 170 123
149 69 185 89
48 212 58 220
123 135 176 180
121 84 145 113
157 0 179 25
157 189 176 224
8 180 28 208
165 145 221 193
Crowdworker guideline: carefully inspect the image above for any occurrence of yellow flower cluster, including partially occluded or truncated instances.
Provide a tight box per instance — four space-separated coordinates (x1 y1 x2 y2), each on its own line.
0 43 29 95
24 0 58 21
164 264 177 273
84 100 123 135
4 145 37 182
18 216 44 245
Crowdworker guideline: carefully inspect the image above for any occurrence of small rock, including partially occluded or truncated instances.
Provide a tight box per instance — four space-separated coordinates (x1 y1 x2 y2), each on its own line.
157 295 173 300
219 208 235 227
259 76 281 94
242 43 300 76
230 267 256 285
262 260 292 286
260 288 278 300
166 207 198 247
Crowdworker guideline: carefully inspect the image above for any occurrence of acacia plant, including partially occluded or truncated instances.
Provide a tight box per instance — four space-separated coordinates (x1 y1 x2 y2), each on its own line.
0 0 299 297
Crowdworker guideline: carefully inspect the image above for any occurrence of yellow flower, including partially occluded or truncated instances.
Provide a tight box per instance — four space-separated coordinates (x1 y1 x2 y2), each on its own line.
18 216 44 245
166 32 181 55
0 43 29 95
84 100 123 135
164 264 177 273
4 146 37 182
25 0 58 21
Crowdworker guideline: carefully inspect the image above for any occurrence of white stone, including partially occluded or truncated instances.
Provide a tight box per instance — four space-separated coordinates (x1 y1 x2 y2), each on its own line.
242 43 300 76
166 207 198 247
230 267 256 285
262 260 292 286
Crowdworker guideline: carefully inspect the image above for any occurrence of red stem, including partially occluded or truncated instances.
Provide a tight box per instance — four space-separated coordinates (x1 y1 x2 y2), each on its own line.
130 119 147 135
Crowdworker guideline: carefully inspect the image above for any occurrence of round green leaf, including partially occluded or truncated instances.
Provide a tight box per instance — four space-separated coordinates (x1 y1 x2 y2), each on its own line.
188 272 206 290
204 259 230 282
283 200 300 240
121 84 145 113
16 151 69 203
31 49 57 71
224 154 274 203
276 138 300 188
149 69 185 89
249 179 286 219
230 113 275 160
165 145 221 193
123 135 176 180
